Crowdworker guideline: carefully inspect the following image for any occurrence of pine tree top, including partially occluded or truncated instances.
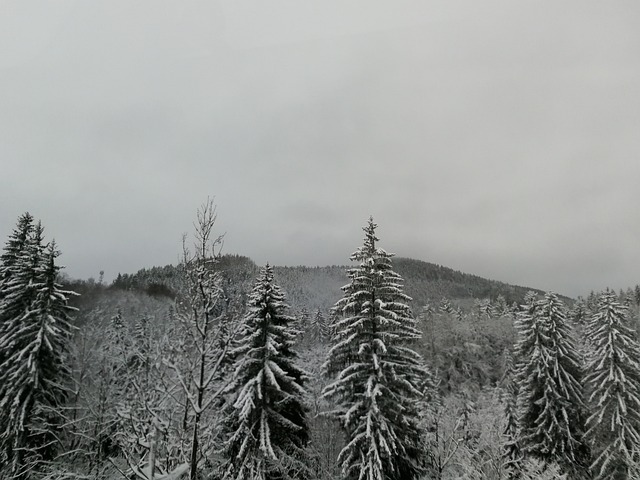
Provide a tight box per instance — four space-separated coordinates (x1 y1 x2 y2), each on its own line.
0 213 34 261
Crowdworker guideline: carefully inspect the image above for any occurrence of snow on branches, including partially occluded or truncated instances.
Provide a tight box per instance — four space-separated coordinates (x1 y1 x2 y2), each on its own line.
513 292 589 478
0 214 78 477
221 264 309 480
584 290 640 479
323 218 431 480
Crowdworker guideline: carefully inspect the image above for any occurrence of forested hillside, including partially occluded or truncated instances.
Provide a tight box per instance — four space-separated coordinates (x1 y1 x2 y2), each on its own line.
106 254 547 314
3 209 640 480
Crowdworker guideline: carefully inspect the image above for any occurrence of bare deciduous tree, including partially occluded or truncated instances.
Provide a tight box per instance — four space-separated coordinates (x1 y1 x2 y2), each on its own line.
166 199 241 480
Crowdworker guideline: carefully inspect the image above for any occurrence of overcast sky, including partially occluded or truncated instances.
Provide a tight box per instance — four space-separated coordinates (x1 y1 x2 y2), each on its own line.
1 1 640 298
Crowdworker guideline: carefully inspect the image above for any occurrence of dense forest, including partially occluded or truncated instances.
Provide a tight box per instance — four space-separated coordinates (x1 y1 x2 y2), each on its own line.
2 204 640 480
106 255 547 314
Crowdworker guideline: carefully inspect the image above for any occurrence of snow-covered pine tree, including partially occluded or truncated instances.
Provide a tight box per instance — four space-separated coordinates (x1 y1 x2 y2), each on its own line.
0 214 37 338
514 292 589 478
570 298 588 326
499 349 521 478
308 308 328 344
299 307 310 330
27 242 78 455
322 217 430 480
290 307 308 345
520 459 567 480
0 227 77 477
0 212 34 282
107 308 126 357
475 298 492 319
0 215 42 475
325 309 340 342
439 297 453 315
131 314 153 384
586 291 599 314
222 264 309 480
492 295 509 317
502 382 520 478
584 290 640 479
0 213 35 428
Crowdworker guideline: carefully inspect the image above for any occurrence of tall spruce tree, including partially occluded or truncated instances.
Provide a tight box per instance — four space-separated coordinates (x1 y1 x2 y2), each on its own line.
0 216 42 474
0 214 35 471
500 349 521 478
0 214 35 395
0 218 77 477
308 308 328 344
514 292 589 477
584 290 640 479
222 264 309 480
322 218 430 480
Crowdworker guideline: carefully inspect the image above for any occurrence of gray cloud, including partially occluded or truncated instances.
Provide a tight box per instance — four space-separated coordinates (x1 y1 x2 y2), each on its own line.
1 0 640 297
